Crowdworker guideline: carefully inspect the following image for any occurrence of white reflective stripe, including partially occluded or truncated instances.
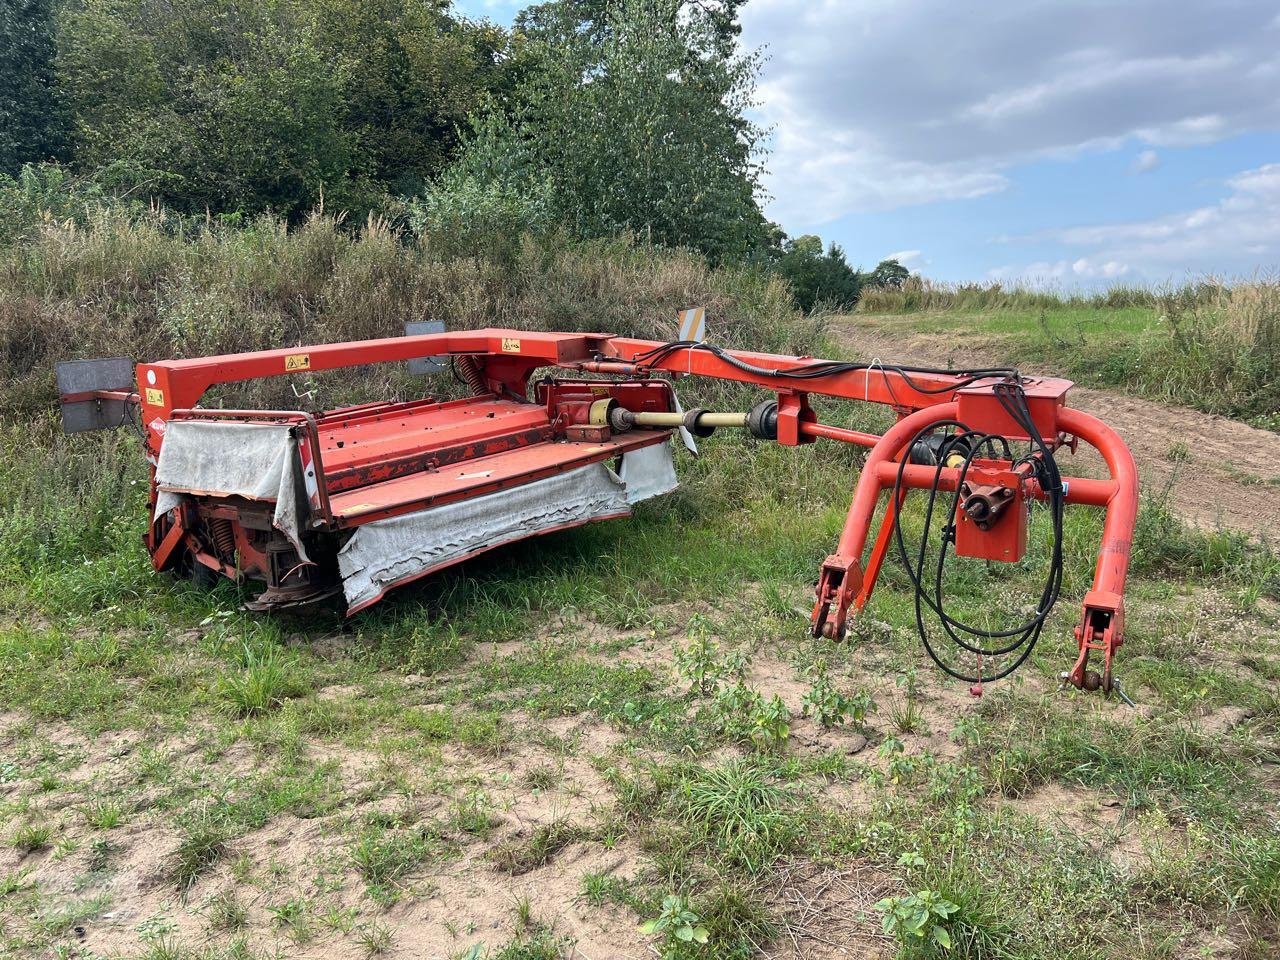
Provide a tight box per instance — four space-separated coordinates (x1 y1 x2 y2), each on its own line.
677 307 706 342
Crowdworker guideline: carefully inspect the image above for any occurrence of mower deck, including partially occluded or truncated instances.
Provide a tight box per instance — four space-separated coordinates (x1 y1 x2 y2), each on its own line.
325 422 671 525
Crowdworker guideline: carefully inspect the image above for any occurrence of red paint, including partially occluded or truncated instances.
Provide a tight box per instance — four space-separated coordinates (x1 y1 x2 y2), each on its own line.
96 328 1138 685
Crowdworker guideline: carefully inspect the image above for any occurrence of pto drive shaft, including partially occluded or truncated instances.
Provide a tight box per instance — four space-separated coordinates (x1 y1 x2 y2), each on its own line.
592 398 776 439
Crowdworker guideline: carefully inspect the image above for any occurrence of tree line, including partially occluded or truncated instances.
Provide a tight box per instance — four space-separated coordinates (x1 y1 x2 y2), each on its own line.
1 0 905 310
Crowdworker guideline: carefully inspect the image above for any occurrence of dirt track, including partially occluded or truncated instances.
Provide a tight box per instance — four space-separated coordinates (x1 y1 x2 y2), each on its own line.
830 315 1280 538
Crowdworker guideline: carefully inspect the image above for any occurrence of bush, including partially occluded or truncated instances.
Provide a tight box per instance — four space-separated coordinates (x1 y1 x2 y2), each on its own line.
772 235 863 313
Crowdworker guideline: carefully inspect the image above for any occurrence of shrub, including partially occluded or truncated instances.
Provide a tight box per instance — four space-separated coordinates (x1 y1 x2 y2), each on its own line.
771 235 862 313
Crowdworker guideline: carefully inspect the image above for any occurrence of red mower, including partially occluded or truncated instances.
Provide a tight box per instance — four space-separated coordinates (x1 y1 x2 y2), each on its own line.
59 324 1138 691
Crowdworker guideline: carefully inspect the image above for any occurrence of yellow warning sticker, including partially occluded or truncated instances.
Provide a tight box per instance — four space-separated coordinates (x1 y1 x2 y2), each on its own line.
144 387 165 405
501 338 521 353
285 353 311 371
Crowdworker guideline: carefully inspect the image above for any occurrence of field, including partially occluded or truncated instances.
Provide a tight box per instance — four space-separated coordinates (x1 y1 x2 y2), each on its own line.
1 217 1279 960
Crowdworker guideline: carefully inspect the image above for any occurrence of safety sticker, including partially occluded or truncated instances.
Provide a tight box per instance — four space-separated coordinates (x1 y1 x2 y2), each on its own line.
145 387 165 405
285 353 311 371
501 338 521 353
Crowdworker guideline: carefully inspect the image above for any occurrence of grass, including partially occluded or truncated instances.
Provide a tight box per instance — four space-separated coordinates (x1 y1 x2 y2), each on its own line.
169 811 232 891
350 822 450 902
855 276 1280 426
0 216 1279 958
676 761 797 873
486 819 582 876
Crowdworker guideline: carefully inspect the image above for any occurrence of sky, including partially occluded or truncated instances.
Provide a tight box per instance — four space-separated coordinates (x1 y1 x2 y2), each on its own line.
457 0 1280 285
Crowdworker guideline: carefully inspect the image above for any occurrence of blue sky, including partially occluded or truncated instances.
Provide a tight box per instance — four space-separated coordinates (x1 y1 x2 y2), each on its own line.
457 0 1280 285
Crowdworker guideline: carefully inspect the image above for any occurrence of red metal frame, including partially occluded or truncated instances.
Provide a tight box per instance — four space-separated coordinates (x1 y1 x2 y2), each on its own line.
72 327 1138 690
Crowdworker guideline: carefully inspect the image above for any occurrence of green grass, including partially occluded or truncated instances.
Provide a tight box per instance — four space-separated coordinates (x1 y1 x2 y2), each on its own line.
1 247 1279 957
676 761 797 873
855 278 1280 425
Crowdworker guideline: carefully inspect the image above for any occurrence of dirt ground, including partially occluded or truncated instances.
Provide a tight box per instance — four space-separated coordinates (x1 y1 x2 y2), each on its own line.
830 315 1280 537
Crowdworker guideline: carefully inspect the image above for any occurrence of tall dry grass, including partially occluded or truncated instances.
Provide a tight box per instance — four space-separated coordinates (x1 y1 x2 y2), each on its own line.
1156 278 1280 422
0 208 814 416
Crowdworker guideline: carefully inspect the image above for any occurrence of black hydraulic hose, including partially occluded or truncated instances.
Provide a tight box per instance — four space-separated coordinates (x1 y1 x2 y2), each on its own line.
624 340 1022 396
888 384 1066 684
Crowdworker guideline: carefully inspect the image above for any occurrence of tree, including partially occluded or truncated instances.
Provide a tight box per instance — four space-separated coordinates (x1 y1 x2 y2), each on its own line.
869 258 910 289
53 0 504 217
0 0 68 175
773 235 863 312
434 0 771 262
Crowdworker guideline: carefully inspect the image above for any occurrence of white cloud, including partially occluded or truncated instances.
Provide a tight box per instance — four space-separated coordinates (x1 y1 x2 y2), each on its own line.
989 257 1130 282
1131 150 1160 174
751 81 1007 224
741 1 1280 228
1000 163 1280 279
885 249 923 265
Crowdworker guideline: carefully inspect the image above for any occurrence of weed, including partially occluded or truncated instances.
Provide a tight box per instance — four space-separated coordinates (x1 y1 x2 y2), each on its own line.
641 895 709 958
800 659 874 729
890 668 925 734
137 934 187 960
580 872 632 908
350 824 445 902
674 622 748 695
513 895 533 931
487 819 580 875
83 797 126 830
712 683 791 751
217 642 308 716
523 765 562 792
453 790 499 838
359 920 394 956
875 889 960 954
206 889 247 930
0 867 33 895
11 823 52 853
168 811 231 890
319 905 359 933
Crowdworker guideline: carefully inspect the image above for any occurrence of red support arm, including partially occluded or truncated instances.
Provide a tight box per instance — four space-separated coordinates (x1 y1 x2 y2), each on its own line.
1057 406 1139 691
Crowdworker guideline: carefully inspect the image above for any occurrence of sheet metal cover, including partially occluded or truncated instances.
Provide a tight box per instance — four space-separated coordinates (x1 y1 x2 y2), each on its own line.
55 356 134 433
153 420 310 560
338 443 678 612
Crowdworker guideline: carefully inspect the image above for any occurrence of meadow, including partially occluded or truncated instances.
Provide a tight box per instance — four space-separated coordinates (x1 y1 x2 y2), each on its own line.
0 212 1278 960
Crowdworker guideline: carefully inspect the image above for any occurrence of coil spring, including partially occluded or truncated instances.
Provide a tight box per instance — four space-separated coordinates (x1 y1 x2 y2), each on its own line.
210 518 235 561
456 355 487 395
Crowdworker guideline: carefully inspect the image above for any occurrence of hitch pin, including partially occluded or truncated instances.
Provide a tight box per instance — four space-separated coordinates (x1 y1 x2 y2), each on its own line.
1057 671 1137 708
